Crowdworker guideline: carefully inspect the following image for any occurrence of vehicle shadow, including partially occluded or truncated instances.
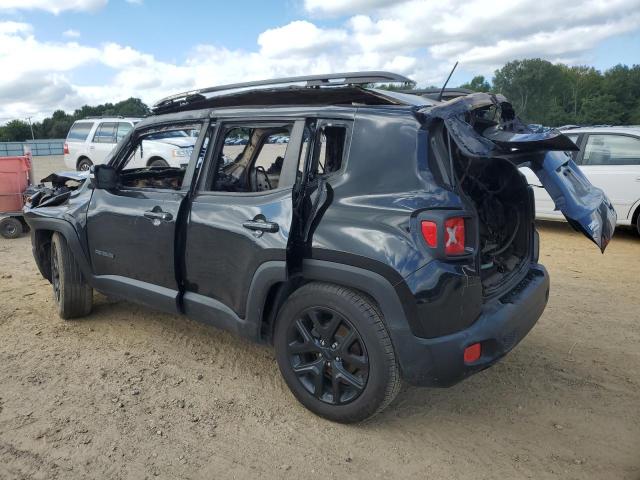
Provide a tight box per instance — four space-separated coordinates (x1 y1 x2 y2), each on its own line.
368 333 613 428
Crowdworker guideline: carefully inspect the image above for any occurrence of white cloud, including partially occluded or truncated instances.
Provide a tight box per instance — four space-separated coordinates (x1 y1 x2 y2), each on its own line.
0 0 107 14
304 0 401 16
0 21 32 34
62 29 80 38
1 0 639 121
258 21 348 57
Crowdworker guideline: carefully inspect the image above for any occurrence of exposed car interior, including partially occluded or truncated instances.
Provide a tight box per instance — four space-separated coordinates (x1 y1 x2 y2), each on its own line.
211 125 292 192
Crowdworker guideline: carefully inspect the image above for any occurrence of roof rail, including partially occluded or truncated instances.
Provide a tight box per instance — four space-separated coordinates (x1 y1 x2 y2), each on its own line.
153 71 415 109
80 115 132 120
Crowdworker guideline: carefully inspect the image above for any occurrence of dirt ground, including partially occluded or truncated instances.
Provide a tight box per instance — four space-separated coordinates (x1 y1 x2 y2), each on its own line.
1 156 639 479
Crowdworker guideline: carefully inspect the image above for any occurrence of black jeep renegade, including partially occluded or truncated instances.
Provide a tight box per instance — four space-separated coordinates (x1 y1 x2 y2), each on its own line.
24 72 615 423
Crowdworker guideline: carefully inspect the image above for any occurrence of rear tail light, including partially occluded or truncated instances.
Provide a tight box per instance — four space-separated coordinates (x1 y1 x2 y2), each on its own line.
444 217 465 255
63 142 69 155
420 220 437 248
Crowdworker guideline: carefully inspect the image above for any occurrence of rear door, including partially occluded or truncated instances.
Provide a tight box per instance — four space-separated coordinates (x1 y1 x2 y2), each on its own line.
578 133 640 223
183 119 305 322
86 121 207 313
90 121 118 164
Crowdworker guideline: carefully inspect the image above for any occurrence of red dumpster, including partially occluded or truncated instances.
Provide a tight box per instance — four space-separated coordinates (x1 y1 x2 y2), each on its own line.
0 155 31 212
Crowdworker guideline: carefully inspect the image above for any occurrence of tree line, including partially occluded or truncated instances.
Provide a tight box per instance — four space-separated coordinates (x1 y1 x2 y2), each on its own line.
460 59 640 126
0 97 149 142
0 59 638 142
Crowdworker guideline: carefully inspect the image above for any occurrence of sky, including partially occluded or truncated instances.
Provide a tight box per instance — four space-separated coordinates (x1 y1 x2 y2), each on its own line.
0 0 639 122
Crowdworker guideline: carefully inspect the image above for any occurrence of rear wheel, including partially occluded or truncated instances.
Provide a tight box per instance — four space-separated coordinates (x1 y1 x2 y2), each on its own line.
77 158 93 172
0 217 23 239
274 282 400 423
50 232 93 319
149 158 169 168
636 210 640 236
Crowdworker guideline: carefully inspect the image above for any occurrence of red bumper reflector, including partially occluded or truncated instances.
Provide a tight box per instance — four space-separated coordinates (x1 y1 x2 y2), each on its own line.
464 343 481 363
421 220 437 248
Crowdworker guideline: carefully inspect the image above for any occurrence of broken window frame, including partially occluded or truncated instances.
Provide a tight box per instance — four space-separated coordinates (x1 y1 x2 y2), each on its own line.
109 120 207 194
196 119 306 197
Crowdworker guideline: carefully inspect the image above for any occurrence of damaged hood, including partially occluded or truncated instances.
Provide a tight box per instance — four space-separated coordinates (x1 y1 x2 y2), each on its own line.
419 93 616 252
26 170 90 208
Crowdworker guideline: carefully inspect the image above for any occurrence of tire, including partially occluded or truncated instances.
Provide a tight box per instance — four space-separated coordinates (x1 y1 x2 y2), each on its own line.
50 232 93 319
274 282 400 423
149 158 169 168
0 217 23 239
636 211 640 237
77 158 93 172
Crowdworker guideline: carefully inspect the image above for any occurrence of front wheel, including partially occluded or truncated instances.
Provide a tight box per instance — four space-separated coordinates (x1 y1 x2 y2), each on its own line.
274 282 400 423
51 232 93 319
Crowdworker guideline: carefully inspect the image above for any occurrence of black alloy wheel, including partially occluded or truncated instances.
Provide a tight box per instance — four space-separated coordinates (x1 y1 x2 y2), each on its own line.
286 306 369 405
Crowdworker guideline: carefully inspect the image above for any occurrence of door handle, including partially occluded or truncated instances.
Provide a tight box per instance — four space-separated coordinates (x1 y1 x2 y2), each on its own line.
144 210 173 221
242 220 279 233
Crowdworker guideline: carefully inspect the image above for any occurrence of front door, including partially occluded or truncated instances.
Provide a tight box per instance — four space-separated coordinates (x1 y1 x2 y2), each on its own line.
86 121 206 312
183 119 305 322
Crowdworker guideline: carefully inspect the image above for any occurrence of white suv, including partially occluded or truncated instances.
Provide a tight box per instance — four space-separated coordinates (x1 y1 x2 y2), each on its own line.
64 118 197 171
521 126 640 234
64 118 140 171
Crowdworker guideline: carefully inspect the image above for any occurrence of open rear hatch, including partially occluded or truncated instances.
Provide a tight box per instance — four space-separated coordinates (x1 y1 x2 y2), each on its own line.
420 93 616 253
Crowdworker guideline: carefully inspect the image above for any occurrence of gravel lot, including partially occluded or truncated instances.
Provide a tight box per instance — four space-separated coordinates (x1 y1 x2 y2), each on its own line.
1 156 639 479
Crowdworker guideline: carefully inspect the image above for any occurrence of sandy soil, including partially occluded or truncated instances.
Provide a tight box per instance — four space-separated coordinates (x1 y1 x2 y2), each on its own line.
0 156 639 479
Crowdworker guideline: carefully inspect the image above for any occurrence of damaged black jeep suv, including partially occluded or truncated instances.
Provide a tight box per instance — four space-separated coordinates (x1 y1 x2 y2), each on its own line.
24 72 616 423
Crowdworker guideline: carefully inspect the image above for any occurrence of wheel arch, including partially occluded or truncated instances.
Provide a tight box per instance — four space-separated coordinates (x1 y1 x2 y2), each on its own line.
27 217 93 282
146 156 167 166
255 259 411 353
631 200 640 231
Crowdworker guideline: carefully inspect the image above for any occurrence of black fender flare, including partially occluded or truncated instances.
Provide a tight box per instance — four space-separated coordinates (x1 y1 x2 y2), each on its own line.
26 216 93 280
299 259 416 376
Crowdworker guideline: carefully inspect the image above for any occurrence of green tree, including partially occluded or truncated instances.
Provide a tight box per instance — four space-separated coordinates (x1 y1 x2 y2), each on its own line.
578 94 624 125
0 120 33 142
459 75 491 92
492 58 570 124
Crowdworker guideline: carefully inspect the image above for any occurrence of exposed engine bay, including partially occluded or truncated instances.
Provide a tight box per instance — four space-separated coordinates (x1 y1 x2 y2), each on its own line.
26 172 86 208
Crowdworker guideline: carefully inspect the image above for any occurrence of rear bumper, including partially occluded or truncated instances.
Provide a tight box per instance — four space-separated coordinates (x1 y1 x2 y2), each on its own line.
398 264 549 387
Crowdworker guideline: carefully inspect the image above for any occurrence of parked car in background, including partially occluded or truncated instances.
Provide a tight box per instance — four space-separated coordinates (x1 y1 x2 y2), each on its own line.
520 126 640 235
64 118 198 171
64 118 140 171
